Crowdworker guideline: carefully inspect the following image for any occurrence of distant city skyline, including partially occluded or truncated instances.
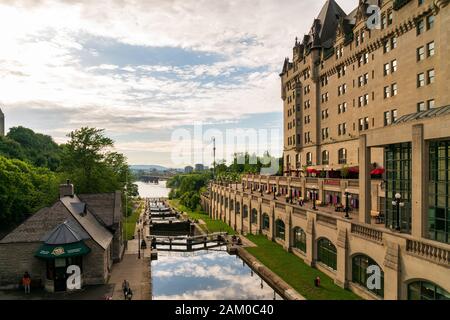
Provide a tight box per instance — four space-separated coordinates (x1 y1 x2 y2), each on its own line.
0 0 355 166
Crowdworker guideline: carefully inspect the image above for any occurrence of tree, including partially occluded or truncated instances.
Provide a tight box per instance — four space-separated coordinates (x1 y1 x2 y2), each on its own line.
61 127 130 194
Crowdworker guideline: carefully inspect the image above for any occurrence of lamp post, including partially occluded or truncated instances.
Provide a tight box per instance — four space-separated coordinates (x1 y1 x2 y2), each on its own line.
138 229 141 259
344 188 350 219
312 186 318 211
392 193 404 231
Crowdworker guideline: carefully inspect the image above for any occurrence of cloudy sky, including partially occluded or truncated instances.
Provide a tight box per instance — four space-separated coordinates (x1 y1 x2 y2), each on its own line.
0 0 356 167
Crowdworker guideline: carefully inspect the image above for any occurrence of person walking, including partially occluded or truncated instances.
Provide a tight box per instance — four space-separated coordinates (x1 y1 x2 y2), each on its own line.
22 272 31 294
122 279 130 300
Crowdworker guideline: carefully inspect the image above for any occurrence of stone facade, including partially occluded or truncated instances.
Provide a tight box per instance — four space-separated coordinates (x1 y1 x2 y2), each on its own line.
281 0 449 173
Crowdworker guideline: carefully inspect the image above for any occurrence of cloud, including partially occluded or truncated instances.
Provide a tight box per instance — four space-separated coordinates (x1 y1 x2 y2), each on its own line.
0 0 358 165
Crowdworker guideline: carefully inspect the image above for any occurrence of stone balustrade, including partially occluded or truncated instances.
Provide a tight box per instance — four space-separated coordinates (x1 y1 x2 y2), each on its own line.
406 239 450 266
351 224 383 243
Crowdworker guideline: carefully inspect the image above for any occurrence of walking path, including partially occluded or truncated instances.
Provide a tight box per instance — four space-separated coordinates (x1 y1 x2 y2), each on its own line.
108 200 152 300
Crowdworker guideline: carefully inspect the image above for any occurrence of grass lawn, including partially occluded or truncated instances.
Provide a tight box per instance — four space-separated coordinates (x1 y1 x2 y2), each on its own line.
245 234 361 300
169 199 236 235
123 201 143 240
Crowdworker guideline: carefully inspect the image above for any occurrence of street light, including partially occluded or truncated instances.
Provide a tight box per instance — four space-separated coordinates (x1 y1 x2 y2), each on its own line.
392 193 405 232
344 188 351 219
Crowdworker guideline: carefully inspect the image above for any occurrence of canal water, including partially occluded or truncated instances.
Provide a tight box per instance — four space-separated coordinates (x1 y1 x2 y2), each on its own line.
137 181 282 300
151 249 282 300
136 180 170 198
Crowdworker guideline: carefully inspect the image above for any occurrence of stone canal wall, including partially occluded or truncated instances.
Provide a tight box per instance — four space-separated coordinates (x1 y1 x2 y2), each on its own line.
235 246 305 300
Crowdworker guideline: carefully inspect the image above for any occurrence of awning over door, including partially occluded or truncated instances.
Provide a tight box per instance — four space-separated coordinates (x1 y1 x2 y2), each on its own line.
35 241 91 259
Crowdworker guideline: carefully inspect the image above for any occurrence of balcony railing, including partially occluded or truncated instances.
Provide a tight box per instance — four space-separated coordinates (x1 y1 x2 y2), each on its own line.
406 239 449 266
351 224 383 243
262 199 270 205
275 203 286 210
306 177 318 184
293 207 307 218
348 180 359 188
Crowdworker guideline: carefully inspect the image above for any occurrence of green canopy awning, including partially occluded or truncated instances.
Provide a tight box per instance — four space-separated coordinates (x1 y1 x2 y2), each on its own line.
35 241 91 259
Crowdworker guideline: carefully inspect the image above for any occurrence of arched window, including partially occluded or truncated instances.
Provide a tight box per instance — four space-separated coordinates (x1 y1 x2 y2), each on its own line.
322 150 329 165
293 227 306 253
408 281 450 300
338 148 347 164
262 213 270 230
317 238 337 270
275 219 285 240
251 209 258 224
352 254 384 298
236 202 240 214
306 152 313 166
243 205 248 218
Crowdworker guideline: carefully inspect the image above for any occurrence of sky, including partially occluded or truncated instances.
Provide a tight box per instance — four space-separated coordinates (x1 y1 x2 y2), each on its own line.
0 0 356 167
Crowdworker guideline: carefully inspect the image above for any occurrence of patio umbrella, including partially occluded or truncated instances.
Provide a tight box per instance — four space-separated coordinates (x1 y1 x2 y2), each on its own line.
371 168 385 175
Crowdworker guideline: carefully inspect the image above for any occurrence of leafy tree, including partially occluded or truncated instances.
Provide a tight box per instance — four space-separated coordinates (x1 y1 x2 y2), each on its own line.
0 156 59 227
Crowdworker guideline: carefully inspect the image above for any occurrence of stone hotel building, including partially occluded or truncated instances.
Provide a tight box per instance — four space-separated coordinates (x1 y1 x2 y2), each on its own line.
202 0 450 300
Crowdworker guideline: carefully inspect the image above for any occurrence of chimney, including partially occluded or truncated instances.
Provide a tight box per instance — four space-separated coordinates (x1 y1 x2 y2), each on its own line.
59 179 74 199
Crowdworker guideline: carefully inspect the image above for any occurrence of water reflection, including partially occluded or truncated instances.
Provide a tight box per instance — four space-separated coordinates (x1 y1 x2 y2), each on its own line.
151 249 282 300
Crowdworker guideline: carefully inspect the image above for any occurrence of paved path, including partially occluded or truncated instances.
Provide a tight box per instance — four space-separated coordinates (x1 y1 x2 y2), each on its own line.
108 200 152 300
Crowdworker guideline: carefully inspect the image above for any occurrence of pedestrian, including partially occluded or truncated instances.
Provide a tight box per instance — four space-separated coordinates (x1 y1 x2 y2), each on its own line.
122 279 130 300
126 287 133 300
22 272 31 294
314 276 321 287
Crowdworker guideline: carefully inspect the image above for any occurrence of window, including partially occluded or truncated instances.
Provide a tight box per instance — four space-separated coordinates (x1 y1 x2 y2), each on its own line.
338 148 347 164
364 94 369 106
384 63 390 76
391 36 397 49
262 213 270 230
338 123 347 136
352 255 384 298
251 208 258 224
384 86 390 98
243 205 248 218
428 141 450 244
392 83 398 96
358 96 364 107
384 111 391 126
321 128 329 140
359 117 369 131
293 227 307 253
417 19 425 35
417 73 425 87
427 15 435 30
388 11 393 25
417 46 425 61
408 281 450 300
381 14 387 29
322 150 329 165
391 60 397 73
385 143 412 233
392 109 398 122
428 99 435 109
275 219 285 240
417 101 426 112
306 152 312 165
427 69 435 84
427 41 435 57
317 238 337 270
338 103 347 114
383 40 390 53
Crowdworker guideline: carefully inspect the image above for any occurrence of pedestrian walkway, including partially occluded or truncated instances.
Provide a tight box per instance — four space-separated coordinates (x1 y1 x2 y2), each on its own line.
108 253 151 300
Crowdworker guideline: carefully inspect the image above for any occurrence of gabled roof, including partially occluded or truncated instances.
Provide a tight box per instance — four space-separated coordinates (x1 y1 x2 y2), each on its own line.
60 196 113 250
42 219 90 245
78 191 122 227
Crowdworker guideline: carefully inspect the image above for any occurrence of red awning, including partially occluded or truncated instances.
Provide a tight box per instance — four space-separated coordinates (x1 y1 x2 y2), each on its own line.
348 166 359 173
306 168 319 174
371 168 385 175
